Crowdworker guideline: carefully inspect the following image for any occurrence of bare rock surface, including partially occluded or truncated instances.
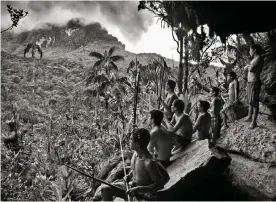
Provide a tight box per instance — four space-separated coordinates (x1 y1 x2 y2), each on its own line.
217 115 276 164
229 153 276 200
157 140 231 200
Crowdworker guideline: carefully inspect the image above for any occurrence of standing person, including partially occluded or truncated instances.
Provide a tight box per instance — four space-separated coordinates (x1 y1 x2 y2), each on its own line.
147 110 173 168
211 87 224 144
163 99 193 154
193 100 212 141
244 44 264 128
158 79 178 121
100 128 170 201
221 71 240 129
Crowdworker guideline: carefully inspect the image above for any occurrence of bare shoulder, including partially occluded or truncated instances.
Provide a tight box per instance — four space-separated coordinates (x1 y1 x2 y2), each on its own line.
144 158 157 170
151 130 160 138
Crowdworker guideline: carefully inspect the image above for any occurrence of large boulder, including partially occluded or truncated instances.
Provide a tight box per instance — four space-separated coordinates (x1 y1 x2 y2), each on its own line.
157 140 231 200
217 115 276 164
229 153 276 200
260 61 276 120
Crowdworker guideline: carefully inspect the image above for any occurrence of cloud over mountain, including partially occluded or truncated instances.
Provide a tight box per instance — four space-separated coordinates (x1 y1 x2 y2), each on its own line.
1 1 154 42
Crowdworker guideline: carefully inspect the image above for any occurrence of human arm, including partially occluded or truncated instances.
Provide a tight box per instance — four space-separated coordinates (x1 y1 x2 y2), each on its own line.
167 115 185 134
124 171 133 183
158 96 170 110
127 160 164 194
244 64 249 70
248 57 261 73
147 133 157 154
234 80 239 103
193 114 203 133
163 115 175 130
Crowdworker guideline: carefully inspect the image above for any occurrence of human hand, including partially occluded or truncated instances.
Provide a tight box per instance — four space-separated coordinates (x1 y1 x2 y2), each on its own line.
126 186 140 196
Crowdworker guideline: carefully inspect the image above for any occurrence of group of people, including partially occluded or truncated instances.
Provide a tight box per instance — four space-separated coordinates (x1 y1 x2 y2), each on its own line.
99 44 264 201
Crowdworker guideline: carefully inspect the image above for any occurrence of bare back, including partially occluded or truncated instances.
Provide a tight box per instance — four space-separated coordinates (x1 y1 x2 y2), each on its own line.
149 127 173 161
174 113 193 140
212 97 223 118
195 113 211 140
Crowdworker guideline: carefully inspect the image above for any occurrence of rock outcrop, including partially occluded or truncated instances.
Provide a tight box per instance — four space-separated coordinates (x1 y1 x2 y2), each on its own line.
157 140 231 200
217 115 276 164
229 153 276 200
217 114 276 200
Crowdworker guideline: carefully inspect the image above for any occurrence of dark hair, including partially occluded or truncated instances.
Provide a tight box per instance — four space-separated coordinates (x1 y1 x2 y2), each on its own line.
132 128 151 149
167 79 176 90
150 110 163 126
173 99 185 112
250 44 263 55
212 87 220 96
228 71 237 80
199 100 210 111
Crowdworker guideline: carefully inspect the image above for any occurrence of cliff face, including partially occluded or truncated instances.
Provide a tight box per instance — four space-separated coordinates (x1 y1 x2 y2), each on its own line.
217 115 276 200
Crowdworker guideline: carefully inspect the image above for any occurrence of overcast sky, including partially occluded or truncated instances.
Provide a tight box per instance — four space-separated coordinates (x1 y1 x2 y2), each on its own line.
1 1 178 60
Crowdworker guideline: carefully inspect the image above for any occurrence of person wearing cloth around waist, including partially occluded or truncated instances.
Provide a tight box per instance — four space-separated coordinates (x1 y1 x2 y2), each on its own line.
244 44 264 129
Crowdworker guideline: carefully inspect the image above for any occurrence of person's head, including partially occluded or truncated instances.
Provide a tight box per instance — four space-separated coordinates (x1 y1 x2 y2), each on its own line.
131 128 151 151
150 110 163 126
228 71 237 82
250 44 263 57
198 100 210 112
212 87 220 97
172 99 185 113
166 79 176 92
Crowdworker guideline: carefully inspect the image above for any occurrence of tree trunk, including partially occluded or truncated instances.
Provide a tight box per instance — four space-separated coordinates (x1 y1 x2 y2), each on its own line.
177 38 184 95
183 36 189 95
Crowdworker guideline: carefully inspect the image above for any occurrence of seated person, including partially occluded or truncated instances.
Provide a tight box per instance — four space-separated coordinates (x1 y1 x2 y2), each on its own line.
158 79 178 121
221 71 240 129
148 110 173 168
193 100 212 141
101 128 170 201
163 99 193 154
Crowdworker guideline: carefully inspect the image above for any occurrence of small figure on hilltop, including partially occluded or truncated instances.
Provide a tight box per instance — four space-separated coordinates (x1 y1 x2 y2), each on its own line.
244 44 264 128
24 43 43 59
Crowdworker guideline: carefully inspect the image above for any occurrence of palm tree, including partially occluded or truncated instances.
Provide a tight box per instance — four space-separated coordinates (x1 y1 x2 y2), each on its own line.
86 47 124 83
85 47 124 134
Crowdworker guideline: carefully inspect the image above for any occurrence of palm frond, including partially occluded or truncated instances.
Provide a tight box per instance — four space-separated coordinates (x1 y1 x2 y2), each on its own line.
108 46 116 56
94 74 109 84
93 60 103 69
100 81 111 92
85 73 96 86
111 55 124 62
89 52 104 59
109 61 119 72
127 60 135 73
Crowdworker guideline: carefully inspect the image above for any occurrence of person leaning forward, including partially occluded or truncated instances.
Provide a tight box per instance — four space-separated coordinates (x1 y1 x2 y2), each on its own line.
163 99 193 155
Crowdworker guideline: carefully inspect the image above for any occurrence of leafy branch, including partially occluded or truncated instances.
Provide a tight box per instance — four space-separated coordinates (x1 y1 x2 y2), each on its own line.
1 5 28 33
